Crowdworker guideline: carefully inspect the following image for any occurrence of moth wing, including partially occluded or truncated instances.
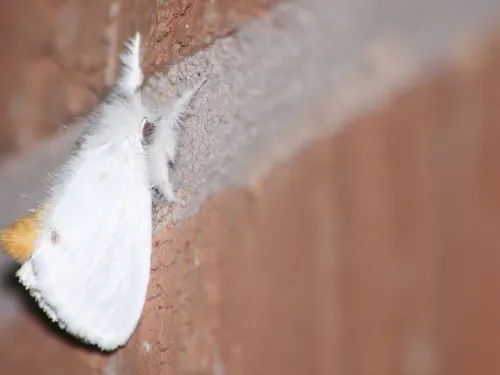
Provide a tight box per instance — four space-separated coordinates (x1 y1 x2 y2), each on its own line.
18 143 152 350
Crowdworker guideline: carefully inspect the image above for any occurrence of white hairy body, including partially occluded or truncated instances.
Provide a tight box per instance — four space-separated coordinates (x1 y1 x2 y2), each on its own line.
17 33 202 351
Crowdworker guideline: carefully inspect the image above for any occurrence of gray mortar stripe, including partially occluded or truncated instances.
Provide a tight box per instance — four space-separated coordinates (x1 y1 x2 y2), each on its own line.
144 0 500 225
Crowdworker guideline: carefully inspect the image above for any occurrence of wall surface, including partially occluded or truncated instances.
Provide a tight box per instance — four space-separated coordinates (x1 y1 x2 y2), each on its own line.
0 0 280 373
0 0 275 157
0 0 500 374
122 33 500 374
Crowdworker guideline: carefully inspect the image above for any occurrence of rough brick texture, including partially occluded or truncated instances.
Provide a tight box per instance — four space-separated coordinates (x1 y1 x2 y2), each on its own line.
118 36 500 374
0 0 273 157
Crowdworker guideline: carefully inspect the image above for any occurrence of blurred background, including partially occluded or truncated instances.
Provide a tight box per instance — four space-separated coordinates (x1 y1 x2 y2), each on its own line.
0 0 500 374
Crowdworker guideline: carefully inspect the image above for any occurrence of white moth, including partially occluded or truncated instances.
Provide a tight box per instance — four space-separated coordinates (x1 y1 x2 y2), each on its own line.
17 32 202 351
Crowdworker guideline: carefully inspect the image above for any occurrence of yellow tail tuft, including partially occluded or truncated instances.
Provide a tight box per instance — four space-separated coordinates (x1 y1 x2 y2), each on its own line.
0 208 42 263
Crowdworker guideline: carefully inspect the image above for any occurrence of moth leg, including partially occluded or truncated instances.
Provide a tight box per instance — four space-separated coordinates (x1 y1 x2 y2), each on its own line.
147 79 206 207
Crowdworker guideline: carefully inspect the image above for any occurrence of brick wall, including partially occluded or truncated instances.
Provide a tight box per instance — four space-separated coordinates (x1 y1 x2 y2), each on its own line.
0 1 499 374
0 0 276 158
117 35 500 375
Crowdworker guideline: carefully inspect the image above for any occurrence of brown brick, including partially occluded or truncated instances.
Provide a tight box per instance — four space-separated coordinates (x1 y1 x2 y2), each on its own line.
119 34 500 375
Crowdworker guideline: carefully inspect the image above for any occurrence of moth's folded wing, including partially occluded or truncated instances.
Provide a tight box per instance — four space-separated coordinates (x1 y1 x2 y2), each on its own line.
21 146 152 351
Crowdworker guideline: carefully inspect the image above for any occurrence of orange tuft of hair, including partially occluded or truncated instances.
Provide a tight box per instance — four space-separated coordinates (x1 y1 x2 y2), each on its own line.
0 208 42 263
